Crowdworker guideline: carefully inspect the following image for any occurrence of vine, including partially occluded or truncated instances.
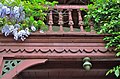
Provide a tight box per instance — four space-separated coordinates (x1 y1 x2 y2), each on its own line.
84 0 120 77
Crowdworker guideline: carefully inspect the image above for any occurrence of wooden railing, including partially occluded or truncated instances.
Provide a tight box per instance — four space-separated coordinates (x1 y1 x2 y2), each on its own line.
46 5 96 34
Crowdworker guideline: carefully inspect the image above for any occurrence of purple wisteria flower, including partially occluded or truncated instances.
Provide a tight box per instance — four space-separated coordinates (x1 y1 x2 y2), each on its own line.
0 9 2 16
13 6 19 14
0 3 31 41
17 12 25 22
1 6 7 18
6 8 10 14
15 13 20 19
10 8 14 18
0 3 25 22
19 6 24 12
2 24 14 36
31 25 36 32
14 24 20 28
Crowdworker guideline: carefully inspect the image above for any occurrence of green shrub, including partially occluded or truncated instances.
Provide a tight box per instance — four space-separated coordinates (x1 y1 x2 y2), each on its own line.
84 0 120 77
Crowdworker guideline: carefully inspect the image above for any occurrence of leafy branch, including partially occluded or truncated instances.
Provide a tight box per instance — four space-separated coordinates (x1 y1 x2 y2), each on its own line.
84 0 120 77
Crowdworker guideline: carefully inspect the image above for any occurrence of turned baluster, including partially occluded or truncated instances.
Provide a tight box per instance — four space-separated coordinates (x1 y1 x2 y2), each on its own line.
48 10 53 32
68 9 74 32
77 9 84 32
58 10 64 32
89 21 96 33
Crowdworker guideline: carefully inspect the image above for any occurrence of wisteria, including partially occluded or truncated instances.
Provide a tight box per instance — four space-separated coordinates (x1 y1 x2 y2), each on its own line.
0 0 57 41
0 3 26 22
31 25 36 32
2 24 30 41
2 24 14 36
0 2 31 41
13 27 30 41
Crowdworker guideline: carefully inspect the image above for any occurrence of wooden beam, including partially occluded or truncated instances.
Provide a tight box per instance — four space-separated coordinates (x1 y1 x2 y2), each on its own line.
54 5 88 9
2 53 115 59
0 56 3 75
21 69 108 77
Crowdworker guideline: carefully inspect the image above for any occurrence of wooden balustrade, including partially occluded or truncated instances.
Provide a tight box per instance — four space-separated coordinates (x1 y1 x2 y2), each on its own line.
47 5 96 34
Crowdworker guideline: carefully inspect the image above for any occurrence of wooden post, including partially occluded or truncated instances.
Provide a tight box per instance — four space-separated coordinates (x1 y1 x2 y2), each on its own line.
89 21 96 33
0 56 3 76
68 9 74 32
48 10 53 32
58 9 64 32
77 9 84 32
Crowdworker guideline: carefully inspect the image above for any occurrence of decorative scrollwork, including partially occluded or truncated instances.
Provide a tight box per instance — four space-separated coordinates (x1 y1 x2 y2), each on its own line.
1 60 22 76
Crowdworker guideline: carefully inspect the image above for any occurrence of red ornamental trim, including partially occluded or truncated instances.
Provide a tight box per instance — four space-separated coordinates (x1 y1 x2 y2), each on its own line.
1 59 48 79
0 48 114 53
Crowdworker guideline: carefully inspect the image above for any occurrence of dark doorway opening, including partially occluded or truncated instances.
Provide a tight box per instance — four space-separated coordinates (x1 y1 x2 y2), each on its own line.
14 60 118 79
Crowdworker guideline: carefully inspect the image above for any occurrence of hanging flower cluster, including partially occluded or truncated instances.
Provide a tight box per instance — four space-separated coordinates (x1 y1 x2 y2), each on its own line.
0 2 31 41
2 24 30 41
0 3 25 22
0 0 58 41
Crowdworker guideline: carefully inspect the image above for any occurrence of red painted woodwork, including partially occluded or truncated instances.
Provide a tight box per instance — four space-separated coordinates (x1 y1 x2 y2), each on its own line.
14 61 119 79
48 9 53 32
58 9 64 32
47 5 89 33
0 57 3 75
68 9 74 32
53 0 90 5
0 32 116 79
0 32 115 79
0 33 114 59
77 9 84 32
1 59 47 79
54 5 88 9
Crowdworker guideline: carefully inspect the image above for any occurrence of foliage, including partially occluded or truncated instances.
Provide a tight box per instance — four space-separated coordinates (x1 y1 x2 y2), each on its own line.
0 0 58 41
84 0 120 77
21 0 58 30
1 0 57 29
106 66 120 77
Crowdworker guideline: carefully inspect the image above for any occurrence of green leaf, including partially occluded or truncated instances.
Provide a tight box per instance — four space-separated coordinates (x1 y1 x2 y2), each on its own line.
80 8 86 12
115 69 119 77
29 16 34 22
95 18 99 22
106 69 113 76
116 52 120 57
88 4 93 9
